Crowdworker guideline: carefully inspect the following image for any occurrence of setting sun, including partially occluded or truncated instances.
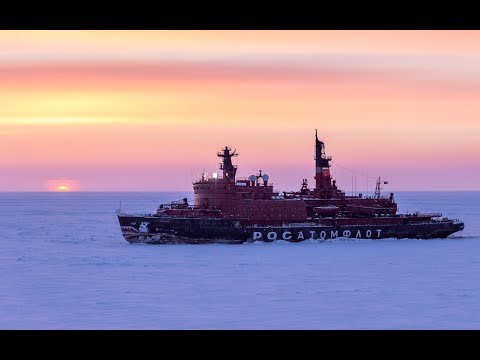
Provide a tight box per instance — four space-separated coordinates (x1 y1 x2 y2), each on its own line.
45 179 79 192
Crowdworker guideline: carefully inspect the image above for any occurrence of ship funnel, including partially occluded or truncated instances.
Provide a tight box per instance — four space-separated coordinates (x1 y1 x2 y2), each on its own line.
314 130 333 196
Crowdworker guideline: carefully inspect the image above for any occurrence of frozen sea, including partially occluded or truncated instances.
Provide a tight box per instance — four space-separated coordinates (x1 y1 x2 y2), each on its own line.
1 191 479 329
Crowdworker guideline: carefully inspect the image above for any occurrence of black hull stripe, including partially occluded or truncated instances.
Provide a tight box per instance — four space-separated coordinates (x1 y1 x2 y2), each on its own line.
118 215 464 244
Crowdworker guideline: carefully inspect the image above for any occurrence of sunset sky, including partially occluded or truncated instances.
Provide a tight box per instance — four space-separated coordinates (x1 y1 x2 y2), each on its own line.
1 30 479 192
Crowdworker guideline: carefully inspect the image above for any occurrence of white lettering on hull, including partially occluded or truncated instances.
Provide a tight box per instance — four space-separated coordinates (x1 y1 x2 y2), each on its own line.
251 228 384 241
267 232 277 240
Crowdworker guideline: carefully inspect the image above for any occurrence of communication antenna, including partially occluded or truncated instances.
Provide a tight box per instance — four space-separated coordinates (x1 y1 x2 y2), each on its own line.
262 173 269 186
351 174 354 196
374 177 388 199
375 177 380 199
354 169 357 196
366 170 369 197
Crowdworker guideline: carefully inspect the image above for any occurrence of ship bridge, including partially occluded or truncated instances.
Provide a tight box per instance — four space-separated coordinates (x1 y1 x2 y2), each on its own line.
192 146 307 223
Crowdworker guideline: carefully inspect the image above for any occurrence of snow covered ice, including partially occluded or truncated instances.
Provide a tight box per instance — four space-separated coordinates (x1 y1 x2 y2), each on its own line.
1 192 479 329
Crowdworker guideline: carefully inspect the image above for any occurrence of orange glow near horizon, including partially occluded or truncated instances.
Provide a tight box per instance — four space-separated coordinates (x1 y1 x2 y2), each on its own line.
45 179 79 192
1 31 480 192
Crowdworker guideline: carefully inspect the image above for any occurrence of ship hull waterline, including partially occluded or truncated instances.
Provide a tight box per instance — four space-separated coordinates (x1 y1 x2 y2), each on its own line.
118 215 465 244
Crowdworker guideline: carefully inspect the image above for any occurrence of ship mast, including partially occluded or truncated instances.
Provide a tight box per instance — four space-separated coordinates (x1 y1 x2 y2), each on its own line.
374 177 388 199
217 146 238 182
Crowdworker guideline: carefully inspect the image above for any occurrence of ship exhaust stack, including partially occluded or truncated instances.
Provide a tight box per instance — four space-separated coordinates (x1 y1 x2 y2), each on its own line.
314 129 333 197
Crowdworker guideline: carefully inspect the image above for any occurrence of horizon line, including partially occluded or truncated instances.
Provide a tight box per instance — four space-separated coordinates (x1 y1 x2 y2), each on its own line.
1 190 480 193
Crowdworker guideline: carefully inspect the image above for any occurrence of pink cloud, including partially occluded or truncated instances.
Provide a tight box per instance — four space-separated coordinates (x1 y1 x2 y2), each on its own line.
1 60 479 100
